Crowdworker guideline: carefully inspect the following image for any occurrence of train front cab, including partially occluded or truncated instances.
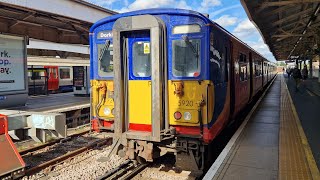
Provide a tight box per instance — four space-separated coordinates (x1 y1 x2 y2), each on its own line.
90 27 115 132
98 11 233 173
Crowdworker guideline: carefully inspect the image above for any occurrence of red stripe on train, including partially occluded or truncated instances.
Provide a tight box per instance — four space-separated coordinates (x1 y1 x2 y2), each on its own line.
129 123 152 132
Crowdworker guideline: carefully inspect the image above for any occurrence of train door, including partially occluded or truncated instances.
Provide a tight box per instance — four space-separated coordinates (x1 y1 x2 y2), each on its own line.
249 52 253 100
229 41 235 117
127 33 152 131
113 15 166 142
46 66 59 91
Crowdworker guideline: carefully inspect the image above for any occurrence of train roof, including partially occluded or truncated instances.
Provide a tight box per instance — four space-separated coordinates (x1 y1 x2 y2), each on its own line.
90 8 273 64
90 8 211 32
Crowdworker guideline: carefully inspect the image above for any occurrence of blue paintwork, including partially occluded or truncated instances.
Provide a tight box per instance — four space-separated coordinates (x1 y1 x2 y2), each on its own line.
59 85 73 92
90 8 213 81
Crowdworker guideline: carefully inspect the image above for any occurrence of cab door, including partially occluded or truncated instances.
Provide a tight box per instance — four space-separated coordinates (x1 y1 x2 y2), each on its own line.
112 15 166 142
127 33 152 131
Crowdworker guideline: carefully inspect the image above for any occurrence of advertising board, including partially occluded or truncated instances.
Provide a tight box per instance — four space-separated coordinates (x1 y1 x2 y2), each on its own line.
0 34 26 92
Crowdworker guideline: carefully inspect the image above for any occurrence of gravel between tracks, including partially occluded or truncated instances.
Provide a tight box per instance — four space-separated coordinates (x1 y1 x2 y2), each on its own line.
23 147 125 180
133 155 196 180
22 133 127 180
133 164 195 180
22 133 104 168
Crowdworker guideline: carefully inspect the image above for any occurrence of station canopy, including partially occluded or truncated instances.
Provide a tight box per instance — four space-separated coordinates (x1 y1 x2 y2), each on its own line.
241 0 320 61
0 0 117 58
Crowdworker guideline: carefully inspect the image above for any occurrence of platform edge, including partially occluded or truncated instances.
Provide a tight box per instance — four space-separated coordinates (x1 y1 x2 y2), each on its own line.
284 79 320 180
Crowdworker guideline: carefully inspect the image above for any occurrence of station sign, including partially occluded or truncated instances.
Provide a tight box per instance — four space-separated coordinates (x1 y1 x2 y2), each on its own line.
0 34 26 92
97 31 113 39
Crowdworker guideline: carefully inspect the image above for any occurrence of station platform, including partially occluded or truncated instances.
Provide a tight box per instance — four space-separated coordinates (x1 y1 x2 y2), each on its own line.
8 92 90 113
204 75 320 180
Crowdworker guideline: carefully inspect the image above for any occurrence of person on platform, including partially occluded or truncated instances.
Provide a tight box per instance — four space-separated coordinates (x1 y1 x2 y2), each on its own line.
302 65 308 80
292 65 302 91
286 68 292 78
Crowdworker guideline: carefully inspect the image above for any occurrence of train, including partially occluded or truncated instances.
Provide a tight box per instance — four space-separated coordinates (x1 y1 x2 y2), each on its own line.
28 66 74 94
90 8 277 173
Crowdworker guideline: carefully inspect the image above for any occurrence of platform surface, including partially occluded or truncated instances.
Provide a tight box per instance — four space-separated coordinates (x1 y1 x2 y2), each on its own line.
8 92 90 112
204 75 319 180
285 76 320 168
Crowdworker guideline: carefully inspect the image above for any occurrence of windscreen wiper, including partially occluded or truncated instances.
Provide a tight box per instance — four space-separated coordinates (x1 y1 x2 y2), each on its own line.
182 35 199 58
98 40 111 61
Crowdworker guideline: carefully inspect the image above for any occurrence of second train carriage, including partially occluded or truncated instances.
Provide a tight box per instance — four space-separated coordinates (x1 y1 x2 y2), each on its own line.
90 8 277 172
28 66 74 94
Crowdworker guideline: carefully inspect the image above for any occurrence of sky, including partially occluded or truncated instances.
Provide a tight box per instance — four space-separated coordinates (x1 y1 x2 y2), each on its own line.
86 0 276 61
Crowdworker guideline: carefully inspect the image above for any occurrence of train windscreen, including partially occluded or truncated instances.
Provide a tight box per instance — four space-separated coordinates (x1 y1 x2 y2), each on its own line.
98 44 113 77
172 39 200 77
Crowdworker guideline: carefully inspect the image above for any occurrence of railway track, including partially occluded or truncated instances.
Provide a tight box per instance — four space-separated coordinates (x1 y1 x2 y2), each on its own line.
97 160 148 180
19 130 90 155
21 132 114 179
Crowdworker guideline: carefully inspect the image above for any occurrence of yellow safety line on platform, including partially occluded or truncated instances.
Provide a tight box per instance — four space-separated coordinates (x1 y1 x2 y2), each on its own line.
280 77 319 180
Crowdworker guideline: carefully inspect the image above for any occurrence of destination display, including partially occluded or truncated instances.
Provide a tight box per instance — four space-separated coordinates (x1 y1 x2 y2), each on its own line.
0 34 26 92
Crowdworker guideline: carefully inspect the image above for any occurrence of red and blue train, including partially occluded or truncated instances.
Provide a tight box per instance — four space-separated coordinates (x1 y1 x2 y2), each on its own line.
90 8 277 172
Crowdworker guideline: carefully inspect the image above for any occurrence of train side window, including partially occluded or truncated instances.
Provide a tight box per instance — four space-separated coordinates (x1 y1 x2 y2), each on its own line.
59 68 71 79
239 53 246 63
239 53 247 81
240 65 247 81
255 61 262 76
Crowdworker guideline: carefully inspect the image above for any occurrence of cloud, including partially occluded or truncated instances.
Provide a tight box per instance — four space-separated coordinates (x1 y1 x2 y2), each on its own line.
124 0 129 6
209 4 242 17
246 38 276 61
233 19 258 39
197 0 222 13
201 0 221 7
232 19 275 61
116 0 194 12
176 0 192 10
117 0 173 12
214 15 238 27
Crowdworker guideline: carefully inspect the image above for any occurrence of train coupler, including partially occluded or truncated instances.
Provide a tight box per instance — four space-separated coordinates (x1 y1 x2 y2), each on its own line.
91 119 114 132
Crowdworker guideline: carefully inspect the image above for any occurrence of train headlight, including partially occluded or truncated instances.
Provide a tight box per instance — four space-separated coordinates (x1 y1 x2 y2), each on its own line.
104 107 111 116
184 112 192 120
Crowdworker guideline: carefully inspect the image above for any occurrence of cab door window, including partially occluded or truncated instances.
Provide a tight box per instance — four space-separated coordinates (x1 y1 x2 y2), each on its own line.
132 41 151 77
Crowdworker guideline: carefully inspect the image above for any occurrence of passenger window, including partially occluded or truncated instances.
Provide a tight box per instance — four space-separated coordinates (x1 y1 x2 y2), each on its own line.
239 53 246 63
59 68 70 79
132 41 151 77
240 65 248 81
255 61 262 76
239 53 247 81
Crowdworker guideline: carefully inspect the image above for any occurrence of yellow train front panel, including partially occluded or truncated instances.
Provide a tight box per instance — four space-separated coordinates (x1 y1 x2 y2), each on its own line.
91 79 115 120
168 80 213 127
